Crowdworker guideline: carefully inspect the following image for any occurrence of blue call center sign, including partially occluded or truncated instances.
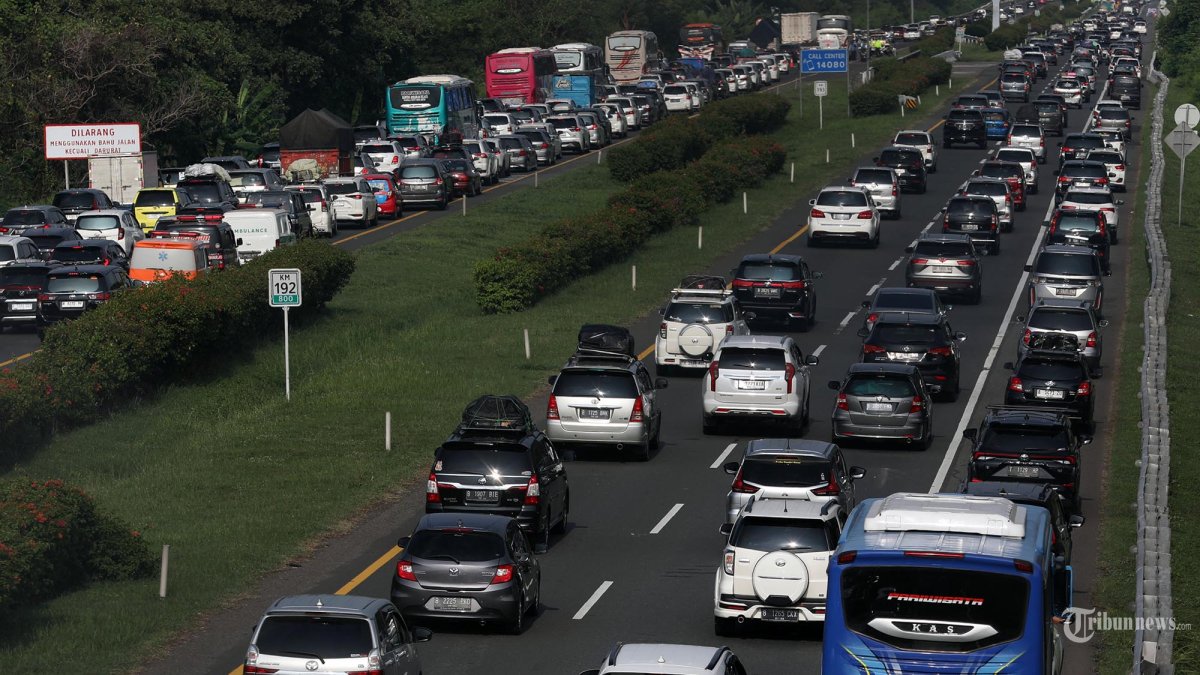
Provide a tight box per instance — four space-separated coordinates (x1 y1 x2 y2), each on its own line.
801 49 849 73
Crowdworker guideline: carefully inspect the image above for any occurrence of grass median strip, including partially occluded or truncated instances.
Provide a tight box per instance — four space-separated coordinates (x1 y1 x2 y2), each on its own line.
0 82 957 671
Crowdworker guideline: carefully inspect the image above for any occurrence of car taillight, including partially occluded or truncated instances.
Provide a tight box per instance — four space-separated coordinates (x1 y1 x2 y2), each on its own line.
730 469 759 494
523 474 540 505
1008 377 1024 392
1060 204 1076 210
491 564 514 585
910 258 929 265
572 127 581 132
785 363 796 393
863 344 886 354
1023 328 1032 345
1040 137 1045 146
811 474 840 496
318 200 327 212
857 210 873 219
731 279 753 288
396 561 417 581
1077 381 1092 396
435 177 444 185
659 322 667 339
1097 177 1108 184
630 396 645 423
709 361 719 391
1086 331 1097 348
546 395 560 420
928 346 953 356
244 666 279 674
943 216 950 230
88 292 111 301
867 313 879 324
391 155 399 163
725 324 734 336
349 194 362 200
991 216 998 231
425 473 440 503
1062 147 1072 155
836 393 849 411
37 293 51 302
1115 164 1125 170
724 550 735 574
810 208 826 218
778 280 805 290
910 395 924 413
956 259 977 267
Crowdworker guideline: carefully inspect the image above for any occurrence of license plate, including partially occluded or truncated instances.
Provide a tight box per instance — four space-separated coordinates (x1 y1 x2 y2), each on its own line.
432 596 474 611
831 212 851 220
737 380 767 390
865 402 894 413
464 489 499 502
578 408 611 420
760 608 801 622
410 184 428 191
1005 465 1044 479
960 223 979 232
1036 389 1066 400
11 302 32 311
931 266 955 274
60 301 85 309
1054 287 1078 296
888 352 922 361
754 287 780 298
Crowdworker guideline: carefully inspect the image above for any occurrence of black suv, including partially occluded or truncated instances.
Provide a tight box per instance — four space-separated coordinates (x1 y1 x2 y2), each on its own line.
1055 160 1111 198
50 240 128 270
941 195 1000 255
1108 72 1141 109
962 481 1083 563
243 190 314 237
23 226 83 260
904 233 984 303
1057 133 1107 167
729 254 821 329
874 146 927 193
0 262 60 332
52 188 115 223
152 214 242 270
176 177 239 211
964 406 1090 513
943 109 987 149
858 313 967 400
39 264 131 327
1047 209 1111 273
426 395 569 553
0 206 69 235
1003 349 1095 428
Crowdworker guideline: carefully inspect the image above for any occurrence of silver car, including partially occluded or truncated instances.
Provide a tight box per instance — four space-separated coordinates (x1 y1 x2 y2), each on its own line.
994 147 1040 192
496 134 538 172
849 167 901 219
1017 299 1108 370
1024 245 1107 314
548 115 589 153
1006 123 1047 162
828 363 936 448
581 644 745 675
701 335 818 434
515 127 561 165
605 96 641 130
720 438 864 524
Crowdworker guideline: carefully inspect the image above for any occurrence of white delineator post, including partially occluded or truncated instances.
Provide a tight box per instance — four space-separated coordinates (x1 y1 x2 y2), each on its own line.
159 544 170 598
385 412 392 450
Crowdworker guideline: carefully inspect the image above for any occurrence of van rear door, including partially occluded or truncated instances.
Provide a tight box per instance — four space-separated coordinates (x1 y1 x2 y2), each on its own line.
225 210 289 262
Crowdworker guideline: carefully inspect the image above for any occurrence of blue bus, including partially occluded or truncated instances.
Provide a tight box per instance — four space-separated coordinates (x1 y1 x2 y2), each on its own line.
823 493 1071 674
385 75 479 140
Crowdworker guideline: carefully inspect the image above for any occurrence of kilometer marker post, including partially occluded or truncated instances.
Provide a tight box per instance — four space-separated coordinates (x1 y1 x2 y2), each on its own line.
268 269 303 401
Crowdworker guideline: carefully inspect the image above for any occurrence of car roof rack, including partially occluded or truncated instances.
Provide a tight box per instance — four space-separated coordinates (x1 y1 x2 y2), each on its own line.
679 274 727 290
455 394 535 435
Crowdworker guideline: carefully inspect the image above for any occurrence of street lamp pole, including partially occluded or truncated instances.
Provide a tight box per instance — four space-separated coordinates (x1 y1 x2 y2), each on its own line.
910 0 915 24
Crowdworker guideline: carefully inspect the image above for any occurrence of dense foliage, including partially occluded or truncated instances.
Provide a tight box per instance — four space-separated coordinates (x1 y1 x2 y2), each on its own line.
849 55 952 116
1158 0 1200 103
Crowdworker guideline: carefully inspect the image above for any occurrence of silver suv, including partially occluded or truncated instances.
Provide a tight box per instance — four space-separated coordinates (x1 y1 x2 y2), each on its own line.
1007 123 1047 162
701 335 818 434
849 167 901 219
548 115 590 153
721 438 864 524
245 595 431 675
655 280 751 376
1017 299 1108 370
580 644 747 675
1024 245 1107 313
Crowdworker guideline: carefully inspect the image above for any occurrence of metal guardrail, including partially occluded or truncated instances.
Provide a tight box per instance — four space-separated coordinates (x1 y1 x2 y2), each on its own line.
1134 50 1174 674
897 49 922 62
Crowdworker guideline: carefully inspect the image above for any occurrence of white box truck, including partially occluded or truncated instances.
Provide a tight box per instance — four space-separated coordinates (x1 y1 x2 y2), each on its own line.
87 150 159 206
781 12 820 46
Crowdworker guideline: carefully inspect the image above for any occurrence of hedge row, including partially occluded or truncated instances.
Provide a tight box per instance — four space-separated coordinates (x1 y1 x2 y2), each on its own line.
474 136 786 313
607 93 791 182
0 241 356 465
849 56 953 116
0 478 155 608
909 27 956 58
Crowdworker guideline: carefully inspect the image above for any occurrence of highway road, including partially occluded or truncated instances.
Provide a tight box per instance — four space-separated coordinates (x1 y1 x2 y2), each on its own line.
135 28 1146 675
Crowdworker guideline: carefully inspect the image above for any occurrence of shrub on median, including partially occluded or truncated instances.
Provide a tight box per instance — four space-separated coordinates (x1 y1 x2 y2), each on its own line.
851 56 951 117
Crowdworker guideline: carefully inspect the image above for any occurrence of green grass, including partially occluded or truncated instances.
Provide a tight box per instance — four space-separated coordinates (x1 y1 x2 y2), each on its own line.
955 41 1005 62
0 81 958 672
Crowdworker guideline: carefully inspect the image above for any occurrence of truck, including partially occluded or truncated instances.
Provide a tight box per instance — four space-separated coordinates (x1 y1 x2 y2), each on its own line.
816 14 853 50
278 108 355 182
780 12 821 46
549 74 604 108
87 150 159 206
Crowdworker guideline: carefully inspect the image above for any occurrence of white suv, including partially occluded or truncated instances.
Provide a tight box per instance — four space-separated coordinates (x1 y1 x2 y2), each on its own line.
322 177 378 228
701 335 818 434
359 140 404 175
655 281 751 376
806 186 881 248
580 644 746 675
714 495 842 634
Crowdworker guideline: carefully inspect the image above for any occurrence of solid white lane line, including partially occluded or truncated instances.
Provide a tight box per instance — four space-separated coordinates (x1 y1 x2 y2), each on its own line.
889 258 902 271
922 223 933 232
650 503 685 534
710 443 738 469
574 581 613 620
813 344 827 358
838 311 857 328
866 282 882 296
909 238 919 248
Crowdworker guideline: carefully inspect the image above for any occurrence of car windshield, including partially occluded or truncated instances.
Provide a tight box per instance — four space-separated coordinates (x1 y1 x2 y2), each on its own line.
324 182 360 195
1064 191 1112 205
46 275 102 293
74 215 120 231
947 200 992 217
741 455 830 487
25 234 73 250
1011 125 1040 136
875 292 934 311
914 240 972 257
1002 73 1026 82
178 183 222 203
1055 214 1101 232
54 192 98 208
554 371 638 398
967 182 1007 196
982 424 1072 452
135 191 175 207
53 246 106 264
664 302 734 324
228 173 265 187
854 169 894 184
731 517 833 552
879 150 920 165
845 376 915 397
664 85 687 94
718 347 785 371
1066 136 1105 149
980 165 1019 179
408 530 506 562
738 263 797 281
361 144 395 154
4 211 49 225
288 189 325 204
245 192 290 208
400 166 436 179
367 179 391 193
873 324 937 344
816 191 868 207
1064 164 1106 178
130 246 200 271
255 616 374 660
1035 252 1100 276
995 150 1033 164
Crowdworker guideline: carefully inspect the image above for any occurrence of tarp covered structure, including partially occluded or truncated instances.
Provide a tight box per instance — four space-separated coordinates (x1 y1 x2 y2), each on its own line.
279 108 354 152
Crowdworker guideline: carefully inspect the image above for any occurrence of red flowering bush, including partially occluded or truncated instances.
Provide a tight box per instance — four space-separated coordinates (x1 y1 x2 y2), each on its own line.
0 478 154 608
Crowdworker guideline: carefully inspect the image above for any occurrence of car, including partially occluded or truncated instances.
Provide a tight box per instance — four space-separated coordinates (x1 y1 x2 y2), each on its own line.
1033 96 1069 133
952 94 989 109
395 160 451 210
848 167 901 219
429 146 472 163
1006 123 1047 163
50 239 128 269
176 176 240 212
1047 208 1111 273
0 262 59 331
151 213 242 270
873 146 927 194
1083 148 1127 193
962 481 1083 563
943 108 987 148
1003 348 1096 427
859 287 949 335
605 96 642 129
23 226 84 260
891 130 938 172
359 173 404 219
482 112 520 137
391 513 541 633
654 279 751 376
577 110 611 147
496 134 538 172
283 184 336 237
438 159 482 197
358 140 405 175
514 127 561 166
129 234 213 283
981 107 1011 140
580 644 748 675
1024 244 1107 314
1052 77 1086 107
806 186 881 248
243 190 315 238
1094 107 1132 140
1000 72 1033 102
594 102 629 137
828 363 935 448
941 195 1000 255
0 206 70 235
464 138 502 183
244 595 431 675
1092 128 1127 157
663 84 695 113
38 264 130 326
994 146 1041 192
352 151 379 176
1058 132 1108 166
227 169 285 202
322 177 380 227
547 115 590 153
713 495 844 633
702 334 818 434
974 160 1028 212
546 327 667 460
729 254 821 329
52 188 116 225
426 395 569 552
132 188 191 232
483 138 512 177
720 438 863 523
905 233 983 303
392 134 433 159
1056 159 1112 198
1058 186 1123 243
959 177 1015 232
963 406 1090 513
0 235 42 268
1018 298 1108 370
200 155 252 171
858 312 966 400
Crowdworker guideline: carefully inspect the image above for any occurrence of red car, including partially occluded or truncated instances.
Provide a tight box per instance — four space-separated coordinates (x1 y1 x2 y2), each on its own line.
438 159 482 197
362 173 404 218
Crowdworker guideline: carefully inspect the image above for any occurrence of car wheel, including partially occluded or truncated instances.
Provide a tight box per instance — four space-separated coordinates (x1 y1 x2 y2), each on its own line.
918 182 927 195
892 208 902 220
991 239 1001 255
930 163 937 174
870 229 881 248
970 285 983 305
527 578 542 617
919 423 934 450
649 418 661 450
1111 229 1119 245
437 196 448 211
535 515 550 553
715 617 739 637
553 494 569 534
508 590 526 634
655 363 673 378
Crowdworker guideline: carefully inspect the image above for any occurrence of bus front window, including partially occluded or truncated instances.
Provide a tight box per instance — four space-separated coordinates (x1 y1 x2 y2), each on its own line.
607 36 642 51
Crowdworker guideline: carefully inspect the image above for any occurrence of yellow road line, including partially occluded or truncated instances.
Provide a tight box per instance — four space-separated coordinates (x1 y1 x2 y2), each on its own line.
0 351 35 368
771 224 810 254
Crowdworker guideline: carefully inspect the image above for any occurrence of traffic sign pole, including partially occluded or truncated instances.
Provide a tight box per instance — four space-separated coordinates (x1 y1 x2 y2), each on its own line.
269 268 303 401
283 307 291 401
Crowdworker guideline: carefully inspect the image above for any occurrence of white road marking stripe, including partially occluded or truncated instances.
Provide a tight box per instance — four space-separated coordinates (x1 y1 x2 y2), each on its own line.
812 344 827 358
888 258 902 271
922 222 933 232
909 238 919 248
573 581 614 620
650 503 685 534
838 311 857 328
866 282 881 296
710 443 738 469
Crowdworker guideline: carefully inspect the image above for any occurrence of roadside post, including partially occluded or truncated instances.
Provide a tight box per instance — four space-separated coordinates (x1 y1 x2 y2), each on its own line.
269 268 303 400
815 80 828 129
801 48 849 118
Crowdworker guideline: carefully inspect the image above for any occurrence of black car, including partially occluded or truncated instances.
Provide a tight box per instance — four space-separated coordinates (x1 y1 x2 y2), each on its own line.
858 313 966 400
905 233 983 303
729 254 822 330
941 195 1000 255
1034 94 1070 129
874 146 927 193
1057 133 1107 167
152 214 242 270
962 481 1083 563
0 262 59 332
943 109 987 149
50 240 128 269
52 188 115 223
39 264 131 326
176 177 239 211
392 513 541 634
1055 160 1111 198
1003 348 1095 427
23 227 84 260
243 190 314 237
1030 100 1066 136
1109 73 1141 109
0 206 70 235
426 395 568 553
1047 209 1111 273
964 406 1090 512
859 287 947 335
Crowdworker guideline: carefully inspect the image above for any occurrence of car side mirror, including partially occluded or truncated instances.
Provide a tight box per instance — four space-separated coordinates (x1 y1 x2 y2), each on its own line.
743 311 756 321
955 332 967 341
849 466 866 480
1057 141 1063 147
812 271 823 280
856 327 870 339
804 354 819 366
962 428 978 441
808 198 816 206
719 523 734 537
1081 435 1094 445
397 536 411 549
658 306 665 316
1070 514 1086 528
1023 264 1033 272
928 384 943 394
1003 361 1015 370
547 375 558 386
827 380 841 390
723 461 740 475
410 626 433 643
1098 319 1110 328
655 378 669 390
1116 198 1125 204
860 300 871 309
1103 269 1112 277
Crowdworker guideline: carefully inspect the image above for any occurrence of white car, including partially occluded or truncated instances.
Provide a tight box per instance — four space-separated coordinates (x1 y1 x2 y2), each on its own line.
994 146 1040 193
655 284 750 375
1083 148 1127 192
663 84 694 113
1006 123 1047 162
283 184 335 237
682 81 704 108
484 138 512 176
806 186 881 248
1134 20 1148 34
594 103 628 138
605 96 641 129
0 235 42 267
1113 56 1142 79
464 138 501 184
1052 78 1085 107
731 66 751 91
1093 129 1126 157
891 129 938 172
701 335 817 434
481 113 518 136
322 177 378 227
74 209 145 255
359 140 404 175
713 495 841 633
1058 186 1124 243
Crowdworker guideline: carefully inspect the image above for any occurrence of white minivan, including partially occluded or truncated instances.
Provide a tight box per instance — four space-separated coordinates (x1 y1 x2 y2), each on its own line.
223 209 296 262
